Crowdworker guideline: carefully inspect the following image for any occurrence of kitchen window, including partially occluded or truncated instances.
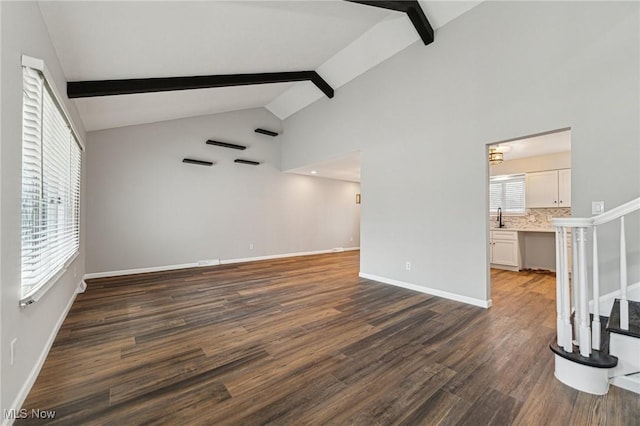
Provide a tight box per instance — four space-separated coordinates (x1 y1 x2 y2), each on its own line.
490 174 525 215
20 56 83 306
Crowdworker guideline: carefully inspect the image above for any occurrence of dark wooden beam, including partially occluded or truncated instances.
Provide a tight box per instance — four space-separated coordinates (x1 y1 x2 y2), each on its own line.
405 3 434 45
345 0 434 45
345 1 406 12
68 71 334 99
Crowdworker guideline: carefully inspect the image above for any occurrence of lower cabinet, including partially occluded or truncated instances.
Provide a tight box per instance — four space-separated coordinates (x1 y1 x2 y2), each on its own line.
490 230 522 271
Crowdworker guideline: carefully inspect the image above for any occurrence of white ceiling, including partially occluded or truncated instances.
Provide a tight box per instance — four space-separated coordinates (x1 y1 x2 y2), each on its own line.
39 1 391 80
74 82 295 132
38 1 484 132
494 129 571 161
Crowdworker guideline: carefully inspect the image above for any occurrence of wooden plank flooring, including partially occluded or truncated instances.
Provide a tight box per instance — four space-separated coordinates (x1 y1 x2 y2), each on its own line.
18 251 640 425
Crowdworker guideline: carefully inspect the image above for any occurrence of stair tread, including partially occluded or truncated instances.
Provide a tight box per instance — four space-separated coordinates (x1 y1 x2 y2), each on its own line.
606 299 640 338
550 341 618 368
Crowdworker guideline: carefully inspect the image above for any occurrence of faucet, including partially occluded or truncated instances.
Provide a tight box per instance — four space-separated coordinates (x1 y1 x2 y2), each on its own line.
497 207 504 228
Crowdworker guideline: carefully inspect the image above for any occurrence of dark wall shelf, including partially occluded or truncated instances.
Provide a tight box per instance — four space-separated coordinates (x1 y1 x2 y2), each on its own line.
255 128 279 137
235 159 260 166
183 158 214 166
206 140 247 150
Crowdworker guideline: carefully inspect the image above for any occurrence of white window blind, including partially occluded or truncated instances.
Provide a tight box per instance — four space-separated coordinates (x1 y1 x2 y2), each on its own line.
21 65 82 303
490 174 525 214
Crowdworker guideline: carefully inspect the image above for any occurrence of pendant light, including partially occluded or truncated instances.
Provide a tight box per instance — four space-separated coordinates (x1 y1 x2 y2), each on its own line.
489 147 504 165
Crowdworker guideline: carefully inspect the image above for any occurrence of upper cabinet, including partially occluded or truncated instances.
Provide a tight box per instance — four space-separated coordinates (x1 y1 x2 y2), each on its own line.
526 169 571 208
558 169 571 207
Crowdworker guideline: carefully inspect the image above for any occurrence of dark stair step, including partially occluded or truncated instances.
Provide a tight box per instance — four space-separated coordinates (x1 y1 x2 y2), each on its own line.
549 341 618 368
606 299 640 338
549 314 617 368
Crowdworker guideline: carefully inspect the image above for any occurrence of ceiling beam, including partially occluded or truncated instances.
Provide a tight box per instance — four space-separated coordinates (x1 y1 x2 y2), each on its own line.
345 0 434 45
67 71 334 99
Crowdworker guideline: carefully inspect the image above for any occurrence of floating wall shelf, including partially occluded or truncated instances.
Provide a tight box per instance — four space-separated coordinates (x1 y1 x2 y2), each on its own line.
206 140 247 150
234 159 260 166
255 128 279 137
183 158 214 166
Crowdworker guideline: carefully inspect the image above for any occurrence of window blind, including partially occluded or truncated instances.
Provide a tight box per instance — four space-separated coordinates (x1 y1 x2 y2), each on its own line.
489 174 525 214
21 65 82 301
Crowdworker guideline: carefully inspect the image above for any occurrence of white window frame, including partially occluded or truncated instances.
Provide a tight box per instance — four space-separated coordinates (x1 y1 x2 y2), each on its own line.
20 55 85 307
489 173 526 216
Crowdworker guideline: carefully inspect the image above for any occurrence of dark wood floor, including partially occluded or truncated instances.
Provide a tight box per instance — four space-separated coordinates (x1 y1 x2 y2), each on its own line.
19 251 639 425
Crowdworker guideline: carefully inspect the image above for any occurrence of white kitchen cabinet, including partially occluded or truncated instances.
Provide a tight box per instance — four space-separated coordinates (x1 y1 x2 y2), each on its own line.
490 230 521 271
526 169 571 208
558 169 571 207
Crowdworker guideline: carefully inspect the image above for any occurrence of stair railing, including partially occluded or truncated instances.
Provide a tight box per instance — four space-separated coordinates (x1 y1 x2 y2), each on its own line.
553 197 640 358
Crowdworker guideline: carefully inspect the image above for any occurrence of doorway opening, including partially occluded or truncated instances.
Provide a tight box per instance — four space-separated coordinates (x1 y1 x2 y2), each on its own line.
285 150 362 253
486 129 572 304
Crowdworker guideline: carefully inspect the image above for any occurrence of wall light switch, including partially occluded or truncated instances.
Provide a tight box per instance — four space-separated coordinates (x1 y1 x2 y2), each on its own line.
592 201 605 215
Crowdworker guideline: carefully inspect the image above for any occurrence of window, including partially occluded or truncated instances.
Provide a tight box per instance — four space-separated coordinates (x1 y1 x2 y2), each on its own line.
490 174 525 214
21 59 82 305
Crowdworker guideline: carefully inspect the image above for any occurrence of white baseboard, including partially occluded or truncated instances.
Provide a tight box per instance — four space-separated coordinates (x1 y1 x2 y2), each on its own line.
3 280 81 426
83 262 200 280
358 272 492 309
490 264 520 272
220 247 359 265
610 373 640 395
84 247 361 280
589 281 640 316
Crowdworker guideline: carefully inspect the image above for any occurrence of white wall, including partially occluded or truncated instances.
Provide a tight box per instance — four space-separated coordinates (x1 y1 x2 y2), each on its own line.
1 2 87 418
281 1 640 302
86 108 360 273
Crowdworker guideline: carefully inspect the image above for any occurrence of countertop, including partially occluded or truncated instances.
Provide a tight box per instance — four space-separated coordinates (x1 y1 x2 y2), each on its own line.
490 227 555 233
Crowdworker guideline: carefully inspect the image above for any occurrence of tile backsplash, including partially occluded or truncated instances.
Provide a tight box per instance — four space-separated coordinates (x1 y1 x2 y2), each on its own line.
490 208 571 229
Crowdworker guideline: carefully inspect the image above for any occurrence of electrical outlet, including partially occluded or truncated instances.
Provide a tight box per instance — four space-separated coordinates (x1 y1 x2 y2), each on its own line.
249 243 254 250
405 261 411 271
10 338 17 365
350 236 354 242
547 215 553 222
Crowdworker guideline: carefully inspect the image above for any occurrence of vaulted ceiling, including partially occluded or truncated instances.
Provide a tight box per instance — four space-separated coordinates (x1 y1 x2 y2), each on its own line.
38 1 483 131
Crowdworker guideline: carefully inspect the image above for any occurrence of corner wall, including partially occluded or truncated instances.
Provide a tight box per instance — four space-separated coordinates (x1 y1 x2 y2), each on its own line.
1 2 87 419
281 1 640 302
86 108 360 274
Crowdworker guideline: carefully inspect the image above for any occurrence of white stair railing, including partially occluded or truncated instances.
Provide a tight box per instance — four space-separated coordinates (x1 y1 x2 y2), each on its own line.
556 226 573 351
554 197 640 356
591 226 600 350
619 217 629 329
